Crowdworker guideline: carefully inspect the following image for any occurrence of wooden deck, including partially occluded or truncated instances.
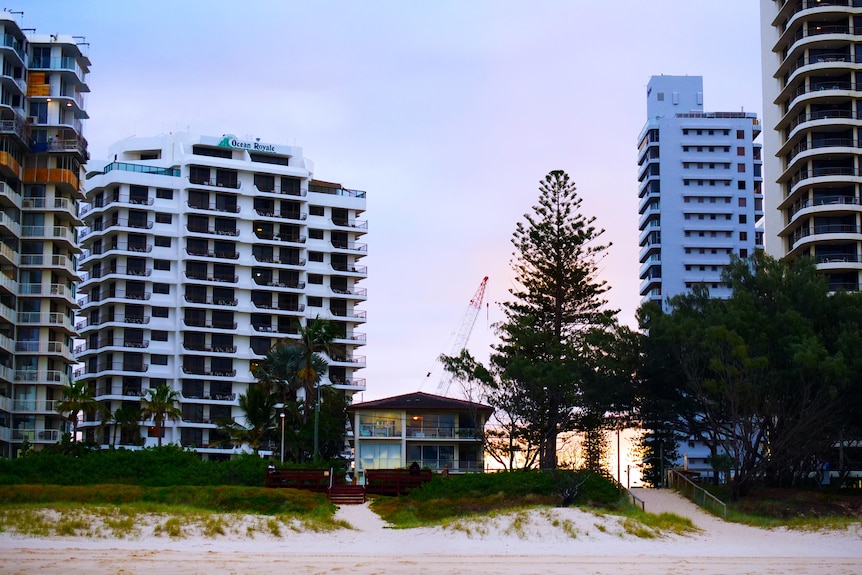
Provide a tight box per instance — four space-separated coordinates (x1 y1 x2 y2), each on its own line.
365 468 433 496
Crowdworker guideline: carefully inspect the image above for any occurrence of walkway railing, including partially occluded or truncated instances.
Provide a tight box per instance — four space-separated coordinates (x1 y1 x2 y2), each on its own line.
666 469 727 518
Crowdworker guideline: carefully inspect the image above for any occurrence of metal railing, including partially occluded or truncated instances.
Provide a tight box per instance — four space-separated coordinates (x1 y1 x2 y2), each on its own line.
666 469 727 518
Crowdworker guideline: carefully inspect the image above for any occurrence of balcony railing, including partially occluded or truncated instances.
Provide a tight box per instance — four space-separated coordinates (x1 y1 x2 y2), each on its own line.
182 319 238 330
13 399 59 413
331 263 368 274
254 209 307 221
86 362 149 374
252 255 306 267
186 225 239 237
406 427 480 439
185 248 240 260
74 338 150 354
182 344 238 353
331 218 368 230
252 277 306 289
75 315 151 329
331 240 368 252
81 266 151 280
183 272 238 283
253 231 306 243
792 223 862 245
187 201 240 213
188 177 241 189
815 254 861 264
13 369 68 384
788 166 861 189
788 138 861 162
789 195 860 216
15 341 68 355
183 296 238 306
101 162 180 177
80 243 152 261
254 184 306 197
12 428 62 443
181 368 237 377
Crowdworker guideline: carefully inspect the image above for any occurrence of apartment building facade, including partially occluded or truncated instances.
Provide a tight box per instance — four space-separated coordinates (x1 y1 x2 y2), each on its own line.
0 13 90 458
75 133 367 458
638 75 764 306
761 0 862 290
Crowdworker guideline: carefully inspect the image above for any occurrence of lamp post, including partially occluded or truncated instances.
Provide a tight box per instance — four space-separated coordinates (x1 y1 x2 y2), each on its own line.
312 382 320 461
279 411 285 463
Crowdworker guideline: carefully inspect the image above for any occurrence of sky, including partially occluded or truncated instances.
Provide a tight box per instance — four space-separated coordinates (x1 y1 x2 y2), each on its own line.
20 1 764 401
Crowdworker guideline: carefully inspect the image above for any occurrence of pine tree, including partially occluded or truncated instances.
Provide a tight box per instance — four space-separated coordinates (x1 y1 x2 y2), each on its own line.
492 170 617 469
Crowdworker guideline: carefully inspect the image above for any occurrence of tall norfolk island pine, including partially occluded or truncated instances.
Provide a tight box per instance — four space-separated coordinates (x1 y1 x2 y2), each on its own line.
493 170 622 470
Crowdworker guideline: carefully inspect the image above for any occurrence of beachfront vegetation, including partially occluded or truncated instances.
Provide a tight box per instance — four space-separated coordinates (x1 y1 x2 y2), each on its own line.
442 171 637 471
638 253 862 500
371 469 621 527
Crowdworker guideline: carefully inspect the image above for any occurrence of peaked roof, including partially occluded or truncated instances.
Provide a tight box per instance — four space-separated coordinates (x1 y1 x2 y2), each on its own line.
348 391 492 414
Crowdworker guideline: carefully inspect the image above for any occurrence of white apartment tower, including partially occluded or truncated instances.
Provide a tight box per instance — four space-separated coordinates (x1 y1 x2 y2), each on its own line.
0 13 90 458
761 1 862 290
638 75 765 305
75 133 367 457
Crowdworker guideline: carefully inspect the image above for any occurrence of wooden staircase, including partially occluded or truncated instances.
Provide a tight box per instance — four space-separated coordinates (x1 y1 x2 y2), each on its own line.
328 484 366 505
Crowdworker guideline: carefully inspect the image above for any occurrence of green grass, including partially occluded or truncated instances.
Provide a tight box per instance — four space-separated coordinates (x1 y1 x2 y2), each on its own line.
0 483 344 539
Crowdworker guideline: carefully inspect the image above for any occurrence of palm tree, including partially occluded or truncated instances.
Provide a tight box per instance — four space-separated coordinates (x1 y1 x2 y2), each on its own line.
215 384 277 454
141 385 182 447
55 380 98 443
254 344 304 405
111 404 141 447
295 316 336 460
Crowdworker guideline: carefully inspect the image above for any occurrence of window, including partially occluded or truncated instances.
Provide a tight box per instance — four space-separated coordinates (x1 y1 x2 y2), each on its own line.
738 197 747 207
740 248 748 258
307 296 323 307
737 163 745 173
739 232 748 241
151 331 169 341
154 236 171 247
153 307 169 318
708 130 714 136
308 274 323 284
309 251 324 262
696 130 702 135
155 212 172 224
737 181 746 190
192 145 232 159
156 188 173 199
737 146 745 156
309 205 325 216
657 92 664 101
683 129 689 135
739 215 747 224
151 355 169 365
154 259 171 271
683 146 689 152
736 130 745 139
153 283 170 294
309 229 324 240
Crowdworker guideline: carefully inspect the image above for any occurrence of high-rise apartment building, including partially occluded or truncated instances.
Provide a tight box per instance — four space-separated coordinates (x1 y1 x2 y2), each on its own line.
75 133 367 458
638 75 764 305
0 13 90 458
761 1 862 290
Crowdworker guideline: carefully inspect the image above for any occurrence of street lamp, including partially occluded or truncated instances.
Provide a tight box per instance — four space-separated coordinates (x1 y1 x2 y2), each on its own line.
279 411 285 463
312 382 321 460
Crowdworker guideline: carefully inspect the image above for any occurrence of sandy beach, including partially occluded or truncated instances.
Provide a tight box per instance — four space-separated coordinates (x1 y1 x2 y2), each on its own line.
1 488 860 574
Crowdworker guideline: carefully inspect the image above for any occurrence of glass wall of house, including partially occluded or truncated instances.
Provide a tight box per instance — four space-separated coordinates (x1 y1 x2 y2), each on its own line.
357 411 400 437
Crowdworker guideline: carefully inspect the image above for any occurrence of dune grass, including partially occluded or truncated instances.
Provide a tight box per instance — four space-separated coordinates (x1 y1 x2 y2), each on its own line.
0 484 344 539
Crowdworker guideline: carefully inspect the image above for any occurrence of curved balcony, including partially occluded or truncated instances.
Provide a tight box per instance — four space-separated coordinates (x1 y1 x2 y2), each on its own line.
253 209 307 221
183 295 238 306
254 184 306 197
183 272 238 284
330 240 368 254
785 166 862 198
253 230 306 244
789 223 862 251
188 177 241 190
186 225 239 237
74 338 150 355
83 362 149 375
80 218 153 240
329 286 368 299
0 181 21 209
0 211 19 236
252 255 306 267
182 344 238 354
13 369 70 386
75 315 151 331
81 195 153 217
186 201 240 214
182 319 238 330
22 167 80 194
81 265 151 281
185 248 240 260
330 263 368 276
80 243 152 262
252 277 306 290
181 367 237 377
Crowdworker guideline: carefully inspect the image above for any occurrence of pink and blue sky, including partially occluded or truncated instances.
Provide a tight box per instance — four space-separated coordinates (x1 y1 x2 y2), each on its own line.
22 1 763 400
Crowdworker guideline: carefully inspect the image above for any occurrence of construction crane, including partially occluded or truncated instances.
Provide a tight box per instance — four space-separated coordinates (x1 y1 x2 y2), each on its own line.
428 276 489 397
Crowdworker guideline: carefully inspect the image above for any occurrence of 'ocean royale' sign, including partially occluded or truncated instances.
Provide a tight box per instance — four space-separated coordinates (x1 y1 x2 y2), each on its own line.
205 135 288 155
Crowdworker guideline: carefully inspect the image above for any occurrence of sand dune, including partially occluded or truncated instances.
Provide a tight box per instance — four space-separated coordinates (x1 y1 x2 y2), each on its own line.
1 489 860 574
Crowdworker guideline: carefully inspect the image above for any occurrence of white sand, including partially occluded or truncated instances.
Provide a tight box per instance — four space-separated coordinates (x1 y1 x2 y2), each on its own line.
1 489 860 574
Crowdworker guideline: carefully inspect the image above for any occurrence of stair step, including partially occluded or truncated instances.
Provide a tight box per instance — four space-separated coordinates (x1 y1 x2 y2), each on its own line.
328 485 366 505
